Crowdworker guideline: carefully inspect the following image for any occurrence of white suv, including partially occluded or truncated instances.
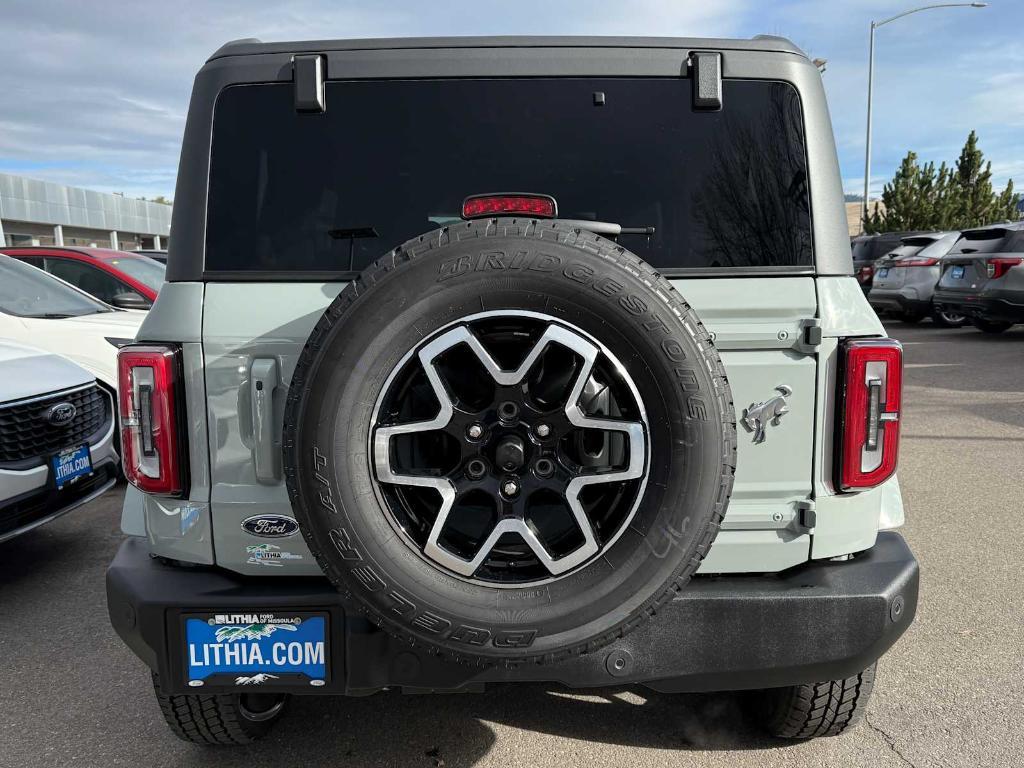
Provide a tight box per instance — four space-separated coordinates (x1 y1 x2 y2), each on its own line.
0 340 118 543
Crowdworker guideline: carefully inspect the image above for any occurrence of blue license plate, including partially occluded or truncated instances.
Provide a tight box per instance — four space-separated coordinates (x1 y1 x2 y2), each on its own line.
951 265 965 279
184 612 328 688
876 268 889 278
51 444 92 490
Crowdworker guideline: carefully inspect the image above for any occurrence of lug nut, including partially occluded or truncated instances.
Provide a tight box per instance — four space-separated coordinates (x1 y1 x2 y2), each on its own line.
535 424 551 438
502 479 520 497
466 423 484 440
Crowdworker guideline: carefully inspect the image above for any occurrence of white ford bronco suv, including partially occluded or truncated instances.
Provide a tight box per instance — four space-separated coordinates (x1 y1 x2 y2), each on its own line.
106 35 919 746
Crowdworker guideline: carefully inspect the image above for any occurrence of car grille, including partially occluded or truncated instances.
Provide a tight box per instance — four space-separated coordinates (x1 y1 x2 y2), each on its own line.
0 384 113 469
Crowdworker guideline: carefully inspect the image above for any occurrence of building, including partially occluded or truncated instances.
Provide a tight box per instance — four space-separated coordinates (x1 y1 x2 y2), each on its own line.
0 172 171 250
846 201 886 237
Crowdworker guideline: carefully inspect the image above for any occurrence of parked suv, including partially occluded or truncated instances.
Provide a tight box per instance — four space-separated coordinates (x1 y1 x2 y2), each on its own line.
2 247 165 309
0 340 118 543
933 222 1024 332
851 231 922 295
869 231 964 326
106 36 918 746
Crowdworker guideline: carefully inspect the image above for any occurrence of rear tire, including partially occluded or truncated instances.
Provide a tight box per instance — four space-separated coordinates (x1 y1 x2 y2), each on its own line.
755 663 876 739
152 674 287 745
970 319 1013 334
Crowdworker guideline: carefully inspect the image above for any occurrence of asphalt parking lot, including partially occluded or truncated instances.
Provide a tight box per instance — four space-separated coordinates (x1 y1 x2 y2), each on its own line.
1 320 1022 768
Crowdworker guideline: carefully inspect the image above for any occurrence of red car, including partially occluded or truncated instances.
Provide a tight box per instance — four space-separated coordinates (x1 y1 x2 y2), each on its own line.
0 247 165 309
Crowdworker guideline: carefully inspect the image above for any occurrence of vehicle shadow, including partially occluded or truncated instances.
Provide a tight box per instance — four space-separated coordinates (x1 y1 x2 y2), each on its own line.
163 685 778 768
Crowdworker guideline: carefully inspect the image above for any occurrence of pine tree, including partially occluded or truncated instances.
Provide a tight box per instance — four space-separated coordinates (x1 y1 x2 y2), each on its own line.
995 178 1021 222
952 130 996 227
864 132 1021 233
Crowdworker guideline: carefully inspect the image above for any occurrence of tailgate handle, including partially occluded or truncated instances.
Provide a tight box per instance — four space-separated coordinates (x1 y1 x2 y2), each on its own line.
250 358 280 484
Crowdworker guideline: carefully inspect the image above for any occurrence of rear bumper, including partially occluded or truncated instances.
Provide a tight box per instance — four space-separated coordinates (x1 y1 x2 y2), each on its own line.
868 289 930 316
934 289 1024 324
0 460 118 543
107 532 919 696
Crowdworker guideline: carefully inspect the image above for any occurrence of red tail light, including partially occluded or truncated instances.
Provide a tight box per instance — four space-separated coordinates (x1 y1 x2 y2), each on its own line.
837 338 902 492
117 344 186 496
899 257 939 267
462 193 557 219
986 256 1022 279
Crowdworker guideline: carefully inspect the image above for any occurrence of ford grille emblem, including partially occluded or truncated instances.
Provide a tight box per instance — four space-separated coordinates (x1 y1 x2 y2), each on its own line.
241 515 300 538
45 402 77 426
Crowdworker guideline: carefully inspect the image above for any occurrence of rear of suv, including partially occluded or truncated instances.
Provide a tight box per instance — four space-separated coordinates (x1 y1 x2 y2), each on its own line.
106 36 918 747
934 222 1024 332
869 231 964 326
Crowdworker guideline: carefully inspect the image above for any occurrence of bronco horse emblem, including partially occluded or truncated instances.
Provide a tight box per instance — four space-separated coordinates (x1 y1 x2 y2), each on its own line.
742 385 793 444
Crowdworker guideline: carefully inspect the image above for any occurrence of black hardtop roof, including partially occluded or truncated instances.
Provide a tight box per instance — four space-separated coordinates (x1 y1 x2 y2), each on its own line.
208 34 806 62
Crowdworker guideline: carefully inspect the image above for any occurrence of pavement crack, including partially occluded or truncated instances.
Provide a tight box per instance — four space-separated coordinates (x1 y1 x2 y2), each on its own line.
865 714 916 768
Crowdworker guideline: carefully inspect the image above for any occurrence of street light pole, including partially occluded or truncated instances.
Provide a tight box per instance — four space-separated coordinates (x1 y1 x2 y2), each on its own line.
863 21 876 226
861 2 987 229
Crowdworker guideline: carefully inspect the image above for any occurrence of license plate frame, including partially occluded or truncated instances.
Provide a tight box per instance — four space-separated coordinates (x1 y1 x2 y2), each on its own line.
182 611 330 690
51 444 93 490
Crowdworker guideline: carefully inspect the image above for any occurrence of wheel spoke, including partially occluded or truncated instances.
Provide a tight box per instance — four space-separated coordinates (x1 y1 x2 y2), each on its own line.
372 312 650 584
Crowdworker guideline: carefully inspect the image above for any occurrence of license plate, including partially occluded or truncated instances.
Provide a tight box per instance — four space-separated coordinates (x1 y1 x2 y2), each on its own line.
951 265 965 279
51 444 92 490
184 612 328 688
876 268 889 278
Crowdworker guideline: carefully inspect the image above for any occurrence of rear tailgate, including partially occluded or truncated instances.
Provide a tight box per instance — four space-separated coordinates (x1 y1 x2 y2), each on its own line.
938 227 1023 297
202 277 822 575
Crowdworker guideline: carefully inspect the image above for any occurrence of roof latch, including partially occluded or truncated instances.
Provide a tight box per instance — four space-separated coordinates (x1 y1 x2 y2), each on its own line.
690 51 722 111
294 54 325 113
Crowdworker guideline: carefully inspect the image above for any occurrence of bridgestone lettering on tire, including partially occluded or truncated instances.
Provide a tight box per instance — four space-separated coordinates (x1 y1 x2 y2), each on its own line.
283 219 736 664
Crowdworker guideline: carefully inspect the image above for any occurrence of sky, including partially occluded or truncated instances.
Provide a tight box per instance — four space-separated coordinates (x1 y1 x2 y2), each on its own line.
2 0 1021 201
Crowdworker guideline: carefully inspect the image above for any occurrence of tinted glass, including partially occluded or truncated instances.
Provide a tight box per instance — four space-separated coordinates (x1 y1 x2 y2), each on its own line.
108 256 166 291
45 259 133 304
949 227 1024 255
0 256 110 317
206 78 812 274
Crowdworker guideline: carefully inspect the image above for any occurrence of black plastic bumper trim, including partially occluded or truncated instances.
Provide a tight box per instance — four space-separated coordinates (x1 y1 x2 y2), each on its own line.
106 531 919 696
933 291 1024 323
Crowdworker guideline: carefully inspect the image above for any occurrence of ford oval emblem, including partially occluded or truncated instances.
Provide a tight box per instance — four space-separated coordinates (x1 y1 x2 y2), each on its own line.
45 402 77 426
241 514 300 538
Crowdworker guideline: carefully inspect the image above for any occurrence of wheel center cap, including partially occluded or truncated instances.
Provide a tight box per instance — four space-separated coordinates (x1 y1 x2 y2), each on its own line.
495 434 527 472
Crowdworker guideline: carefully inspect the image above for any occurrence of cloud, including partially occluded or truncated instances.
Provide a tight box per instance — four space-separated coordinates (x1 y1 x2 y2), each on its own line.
0 0 1019 200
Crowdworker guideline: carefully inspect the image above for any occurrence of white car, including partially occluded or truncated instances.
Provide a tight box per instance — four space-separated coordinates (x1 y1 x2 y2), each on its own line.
0 339 119 543
0 254 142 391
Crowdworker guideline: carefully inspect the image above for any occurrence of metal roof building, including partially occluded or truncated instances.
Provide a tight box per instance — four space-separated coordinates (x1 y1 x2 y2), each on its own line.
0 172 171 250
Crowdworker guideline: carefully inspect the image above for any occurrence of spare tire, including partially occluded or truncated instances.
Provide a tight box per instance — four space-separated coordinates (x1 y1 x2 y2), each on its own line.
283 219 735 664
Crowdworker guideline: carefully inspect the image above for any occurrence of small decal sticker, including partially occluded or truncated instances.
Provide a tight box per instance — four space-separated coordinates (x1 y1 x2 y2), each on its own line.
241 514 300 538
180 504 201 535
235 673 278 685
246 543 303 567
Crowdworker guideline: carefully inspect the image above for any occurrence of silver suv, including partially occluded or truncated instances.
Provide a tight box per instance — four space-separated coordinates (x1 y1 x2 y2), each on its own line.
869 231 965 327
105 35 919 746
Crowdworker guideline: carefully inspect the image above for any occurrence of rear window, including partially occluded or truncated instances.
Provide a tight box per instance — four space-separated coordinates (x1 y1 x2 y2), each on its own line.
950 227 1024 255
205 78 812 276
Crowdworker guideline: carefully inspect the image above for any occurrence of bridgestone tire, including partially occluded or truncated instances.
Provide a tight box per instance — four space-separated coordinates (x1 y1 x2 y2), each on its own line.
283 219 736 665
757 663 877 739
152 674 286 745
